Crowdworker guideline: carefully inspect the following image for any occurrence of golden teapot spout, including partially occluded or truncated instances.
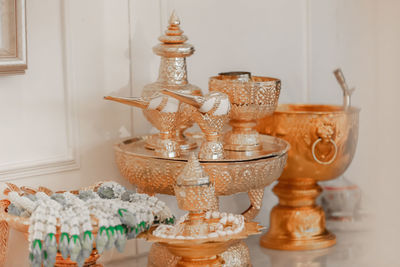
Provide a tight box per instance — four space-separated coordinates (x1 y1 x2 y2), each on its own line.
162 89 204 109
104 96 149 109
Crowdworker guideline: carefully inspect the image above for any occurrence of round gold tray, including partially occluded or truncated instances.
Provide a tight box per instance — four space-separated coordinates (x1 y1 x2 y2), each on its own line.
115 133 289 195
114 133 289 221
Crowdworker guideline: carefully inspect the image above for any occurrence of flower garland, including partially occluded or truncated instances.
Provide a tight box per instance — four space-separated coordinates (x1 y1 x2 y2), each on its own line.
153 211 244 240
6 182 174 267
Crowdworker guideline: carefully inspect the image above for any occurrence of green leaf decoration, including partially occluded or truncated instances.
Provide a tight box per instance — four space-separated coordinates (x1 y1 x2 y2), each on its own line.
118 208 128 217
33 239 42 250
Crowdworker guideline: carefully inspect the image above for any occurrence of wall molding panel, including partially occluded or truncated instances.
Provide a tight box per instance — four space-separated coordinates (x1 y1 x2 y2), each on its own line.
0 0 80 181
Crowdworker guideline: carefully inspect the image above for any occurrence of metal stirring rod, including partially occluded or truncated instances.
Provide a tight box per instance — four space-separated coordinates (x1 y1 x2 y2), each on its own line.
333 68 355 109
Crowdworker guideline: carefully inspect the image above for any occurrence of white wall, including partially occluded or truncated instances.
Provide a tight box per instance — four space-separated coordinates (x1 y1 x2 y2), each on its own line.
0 0 397 266
375 0 400 264
1 0 136 265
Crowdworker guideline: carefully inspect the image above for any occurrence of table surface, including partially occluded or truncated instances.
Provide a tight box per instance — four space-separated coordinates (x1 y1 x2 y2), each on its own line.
105 229 376 267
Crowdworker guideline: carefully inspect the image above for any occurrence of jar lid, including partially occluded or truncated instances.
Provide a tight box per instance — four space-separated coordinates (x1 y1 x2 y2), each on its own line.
176 153 210 186
153 11 194 57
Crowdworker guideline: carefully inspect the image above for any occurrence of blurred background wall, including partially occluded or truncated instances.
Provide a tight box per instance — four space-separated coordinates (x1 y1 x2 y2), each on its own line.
0 0 398 265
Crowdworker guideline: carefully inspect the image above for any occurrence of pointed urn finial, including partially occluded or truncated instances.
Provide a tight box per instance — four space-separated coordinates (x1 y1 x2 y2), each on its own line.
159 10 188 44
169 10 180 26
154 11 193 57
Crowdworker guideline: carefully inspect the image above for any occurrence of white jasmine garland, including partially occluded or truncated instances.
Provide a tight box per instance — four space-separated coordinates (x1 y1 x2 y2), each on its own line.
6 182 174 267
153 211 245 240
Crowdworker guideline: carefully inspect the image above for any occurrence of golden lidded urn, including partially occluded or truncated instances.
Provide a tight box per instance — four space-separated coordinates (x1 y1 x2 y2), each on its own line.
141 11 201 150
257 103 360 250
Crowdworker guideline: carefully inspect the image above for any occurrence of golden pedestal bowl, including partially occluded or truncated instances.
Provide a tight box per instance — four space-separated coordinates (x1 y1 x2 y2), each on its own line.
257 104 360 250
142 222 263 267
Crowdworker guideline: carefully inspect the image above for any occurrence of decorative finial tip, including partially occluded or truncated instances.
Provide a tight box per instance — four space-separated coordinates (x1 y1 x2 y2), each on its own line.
169 10 180 26
158 10 188 44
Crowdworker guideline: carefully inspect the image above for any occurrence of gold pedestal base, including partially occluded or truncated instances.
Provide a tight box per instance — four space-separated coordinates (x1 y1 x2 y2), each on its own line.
177 255 224 267
160 241 233 267
145 134 198 151
261 245 333 267
145 222 263 267
260 229 336 251
260 179 336 251
223 122 261 152
148 240 251 267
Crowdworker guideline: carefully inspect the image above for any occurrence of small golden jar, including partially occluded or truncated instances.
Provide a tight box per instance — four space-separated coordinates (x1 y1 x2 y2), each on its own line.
174 153 217 212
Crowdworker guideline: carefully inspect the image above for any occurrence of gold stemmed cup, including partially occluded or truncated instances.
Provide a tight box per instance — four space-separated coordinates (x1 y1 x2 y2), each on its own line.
257 104 360 250
209 72 281 151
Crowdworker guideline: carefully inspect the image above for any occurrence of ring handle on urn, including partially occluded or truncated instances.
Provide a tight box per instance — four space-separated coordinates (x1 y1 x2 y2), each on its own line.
311 138 338 165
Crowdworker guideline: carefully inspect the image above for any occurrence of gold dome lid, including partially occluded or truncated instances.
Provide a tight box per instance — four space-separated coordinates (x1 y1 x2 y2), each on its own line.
153 11 194 58
176 153 210 186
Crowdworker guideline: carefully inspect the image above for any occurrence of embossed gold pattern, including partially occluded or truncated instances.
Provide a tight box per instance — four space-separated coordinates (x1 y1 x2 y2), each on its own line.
142 154 263 267
148 243 180 267
174 154 218 212
209 73 281 151
141 12 201 150
143 222 263 267
114 133 288 221
105 95 181 158
107 12 290 266
162 90 231 160
148 241 251 267
257 104 360 250
220 241 251 267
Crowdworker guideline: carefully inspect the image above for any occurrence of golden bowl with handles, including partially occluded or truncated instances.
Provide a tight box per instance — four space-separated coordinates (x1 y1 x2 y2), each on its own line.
257 104 360 250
